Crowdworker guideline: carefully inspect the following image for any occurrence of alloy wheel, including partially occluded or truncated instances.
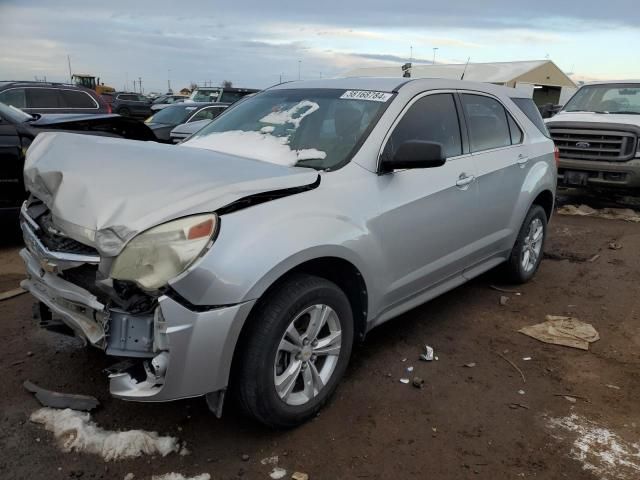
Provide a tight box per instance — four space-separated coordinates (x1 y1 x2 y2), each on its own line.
521 217 544 273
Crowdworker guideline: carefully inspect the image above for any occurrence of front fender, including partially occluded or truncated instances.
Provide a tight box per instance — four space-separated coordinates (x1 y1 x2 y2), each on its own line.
168 197 382 309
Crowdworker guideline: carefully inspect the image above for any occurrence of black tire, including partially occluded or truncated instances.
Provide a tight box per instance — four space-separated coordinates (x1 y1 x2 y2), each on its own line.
235 274 354 428
118 107 130 117
503 205 548 284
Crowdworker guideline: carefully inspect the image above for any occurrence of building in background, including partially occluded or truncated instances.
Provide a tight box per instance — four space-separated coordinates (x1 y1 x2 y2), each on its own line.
345 60 577 106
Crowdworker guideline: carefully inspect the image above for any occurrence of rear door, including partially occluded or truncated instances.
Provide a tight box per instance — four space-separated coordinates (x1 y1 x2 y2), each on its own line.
372 92 483 311
458 92 528 265
25 88 63 114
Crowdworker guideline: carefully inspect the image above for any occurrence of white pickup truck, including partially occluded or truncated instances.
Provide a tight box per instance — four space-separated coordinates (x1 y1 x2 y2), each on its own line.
546 81 640 192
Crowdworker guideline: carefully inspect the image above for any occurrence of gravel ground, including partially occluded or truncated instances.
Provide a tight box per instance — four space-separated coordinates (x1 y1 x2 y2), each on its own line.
1 204 639 480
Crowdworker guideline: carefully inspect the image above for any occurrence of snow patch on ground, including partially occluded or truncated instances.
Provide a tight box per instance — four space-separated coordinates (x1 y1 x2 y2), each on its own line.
30 408 182 461
260 100 320 128
151 474 210 480
547 413 640 479
184 130 325 166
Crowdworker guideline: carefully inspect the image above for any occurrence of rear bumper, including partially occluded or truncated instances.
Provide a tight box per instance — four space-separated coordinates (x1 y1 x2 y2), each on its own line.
558 157 640 189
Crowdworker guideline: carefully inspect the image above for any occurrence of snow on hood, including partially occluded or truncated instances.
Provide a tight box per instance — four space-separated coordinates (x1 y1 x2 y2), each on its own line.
547 111 640 127
24 132 319 255
183 130 326 166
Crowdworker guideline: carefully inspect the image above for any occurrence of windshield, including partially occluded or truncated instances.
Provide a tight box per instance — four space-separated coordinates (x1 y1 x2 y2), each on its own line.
191 89 221 102
0 101 33 123
563 84 640 114
152 95 170 104
145 104 197 125
183 88 391 170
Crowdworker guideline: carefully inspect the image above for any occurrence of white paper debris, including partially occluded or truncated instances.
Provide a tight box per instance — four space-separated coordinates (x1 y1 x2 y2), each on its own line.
124 474 135 480
420 345 434 361
522 357 532 361
152 474 211 480
406 366 414 373
547 414 640 479
261 456 279 466
269 467 287 479
399 378 410 384
30 408 181 461
518 390 525 395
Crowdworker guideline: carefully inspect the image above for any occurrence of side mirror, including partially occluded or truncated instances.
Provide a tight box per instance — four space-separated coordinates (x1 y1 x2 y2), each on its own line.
381 140 446 172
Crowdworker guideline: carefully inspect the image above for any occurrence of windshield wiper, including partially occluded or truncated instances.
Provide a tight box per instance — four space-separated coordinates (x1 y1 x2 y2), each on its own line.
608 111 640 115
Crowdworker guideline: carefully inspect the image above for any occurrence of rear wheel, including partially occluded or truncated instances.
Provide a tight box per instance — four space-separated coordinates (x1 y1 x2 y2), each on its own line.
236 274 353 428
117 107 130 117
503 205 547 284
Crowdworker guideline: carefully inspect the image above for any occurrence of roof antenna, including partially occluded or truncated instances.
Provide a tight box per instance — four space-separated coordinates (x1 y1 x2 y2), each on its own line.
460 57 471 80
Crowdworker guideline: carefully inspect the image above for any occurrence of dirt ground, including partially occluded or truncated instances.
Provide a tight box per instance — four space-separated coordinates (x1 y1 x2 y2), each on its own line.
1 196 639 480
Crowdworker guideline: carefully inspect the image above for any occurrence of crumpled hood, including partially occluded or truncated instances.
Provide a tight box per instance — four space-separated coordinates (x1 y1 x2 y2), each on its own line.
547 111 640 127
24 132 318 256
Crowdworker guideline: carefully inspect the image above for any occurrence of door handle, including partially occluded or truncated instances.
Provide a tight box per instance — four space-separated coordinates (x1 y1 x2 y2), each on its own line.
456 173 475 188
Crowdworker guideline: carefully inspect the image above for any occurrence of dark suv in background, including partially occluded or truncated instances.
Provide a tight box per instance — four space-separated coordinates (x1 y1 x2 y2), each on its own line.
0 81 109 115
106 92 152 118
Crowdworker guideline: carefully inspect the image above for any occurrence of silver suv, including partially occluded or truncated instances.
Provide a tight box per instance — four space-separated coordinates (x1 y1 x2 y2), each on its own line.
20 78 556 427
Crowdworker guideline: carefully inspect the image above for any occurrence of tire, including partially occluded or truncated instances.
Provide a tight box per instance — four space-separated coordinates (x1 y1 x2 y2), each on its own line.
503 205 547 284
118 107 130 117
235 274 354 428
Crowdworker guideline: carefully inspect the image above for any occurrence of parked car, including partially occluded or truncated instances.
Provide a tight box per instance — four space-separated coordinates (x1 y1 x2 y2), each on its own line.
19 78 555 428
0 102 155 219
150 94 188 112
110 92 152 118
145 102 228 142
0 81 110 115
169 118 212 143
189 86 259 104
546 81 640 193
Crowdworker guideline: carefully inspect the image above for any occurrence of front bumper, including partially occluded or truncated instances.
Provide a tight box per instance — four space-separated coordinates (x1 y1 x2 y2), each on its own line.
558 157 640 189
20 216 256 402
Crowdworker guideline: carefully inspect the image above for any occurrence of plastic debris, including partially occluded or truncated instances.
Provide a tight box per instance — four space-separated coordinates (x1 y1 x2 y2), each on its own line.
606 384 621 390
269 467 287 479
24 380 100 411
420 345 434 361
399 378 410 384
124 474 135 480
412 377 424 389
291 473 309 480
519 315 600 350
406 366 414 373
499 296 509 306
608 242 622 250
261 456 279 466
464 362 476 368
564 396 577 403
151 475 210 480
518 390 525 395
522 357 532 361
241 453 250 461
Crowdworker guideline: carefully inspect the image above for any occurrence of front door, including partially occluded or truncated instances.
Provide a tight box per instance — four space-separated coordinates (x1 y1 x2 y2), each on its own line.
371 92 482 314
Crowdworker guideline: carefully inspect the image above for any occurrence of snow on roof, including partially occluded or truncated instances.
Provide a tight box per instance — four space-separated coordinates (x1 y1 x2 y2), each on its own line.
345 60 553 84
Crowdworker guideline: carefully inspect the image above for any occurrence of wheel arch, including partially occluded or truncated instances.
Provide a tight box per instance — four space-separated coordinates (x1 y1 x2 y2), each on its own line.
531 188 554 221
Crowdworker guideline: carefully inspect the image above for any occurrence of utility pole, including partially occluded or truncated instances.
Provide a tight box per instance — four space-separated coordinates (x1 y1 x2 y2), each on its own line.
167 68 171 93
67 55 72 83
298 60 301 81
433 47 439 65
138 77 142 94
410 46 413 63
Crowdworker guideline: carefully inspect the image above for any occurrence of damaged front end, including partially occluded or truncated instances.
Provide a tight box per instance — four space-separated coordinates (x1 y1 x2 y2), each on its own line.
19 198 254 411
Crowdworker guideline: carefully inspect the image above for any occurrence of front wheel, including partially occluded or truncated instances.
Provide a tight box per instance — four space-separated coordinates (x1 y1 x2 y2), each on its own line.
117 107 130 117
503 205 547 284
235 274 354 428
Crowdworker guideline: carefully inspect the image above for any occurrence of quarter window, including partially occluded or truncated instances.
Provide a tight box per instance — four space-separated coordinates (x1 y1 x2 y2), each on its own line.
0 88 27 109
507 114 523 144
59 90 97 108
461 94 512 152
384 93 462 160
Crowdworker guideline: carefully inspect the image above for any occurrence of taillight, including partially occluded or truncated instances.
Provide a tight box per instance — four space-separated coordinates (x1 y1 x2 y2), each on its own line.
106 103 112 114
554 146 560 167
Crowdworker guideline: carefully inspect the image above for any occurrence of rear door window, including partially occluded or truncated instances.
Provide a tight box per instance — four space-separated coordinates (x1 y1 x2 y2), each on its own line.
59 90 98 108
26 88 62 108
461 94 512 152
384 93 463 160
0 88 27 109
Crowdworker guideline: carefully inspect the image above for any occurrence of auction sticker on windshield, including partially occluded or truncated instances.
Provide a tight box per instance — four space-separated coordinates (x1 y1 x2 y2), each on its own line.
340 90 393 102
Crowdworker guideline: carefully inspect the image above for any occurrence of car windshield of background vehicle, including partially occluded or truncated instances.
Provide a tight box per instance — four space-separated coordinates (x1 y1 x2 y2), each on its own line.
145 105 196 125
183 88 391 170
0 101 33 122
563 84 640 114
191 89 221 102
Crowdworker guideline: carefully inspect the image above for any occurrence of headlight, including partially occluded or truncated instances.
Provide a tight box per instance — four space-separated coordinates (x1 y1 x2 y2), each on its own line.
110 214 217 290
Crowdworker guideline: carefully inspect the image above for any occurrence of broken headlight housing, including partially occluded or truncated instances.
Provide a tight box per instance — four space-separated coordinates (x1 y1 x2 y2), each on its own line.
110 214 218 290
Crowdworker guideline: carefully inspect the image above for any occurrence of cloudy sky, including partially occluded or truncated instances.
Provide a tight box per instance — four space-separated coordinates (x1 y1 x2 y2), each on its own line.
1 0 639 93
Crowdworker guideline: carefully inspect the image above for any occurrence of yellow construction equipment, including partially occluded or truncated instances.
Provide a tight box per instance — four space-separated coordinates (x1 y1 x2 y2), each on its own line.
72 74 115 95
